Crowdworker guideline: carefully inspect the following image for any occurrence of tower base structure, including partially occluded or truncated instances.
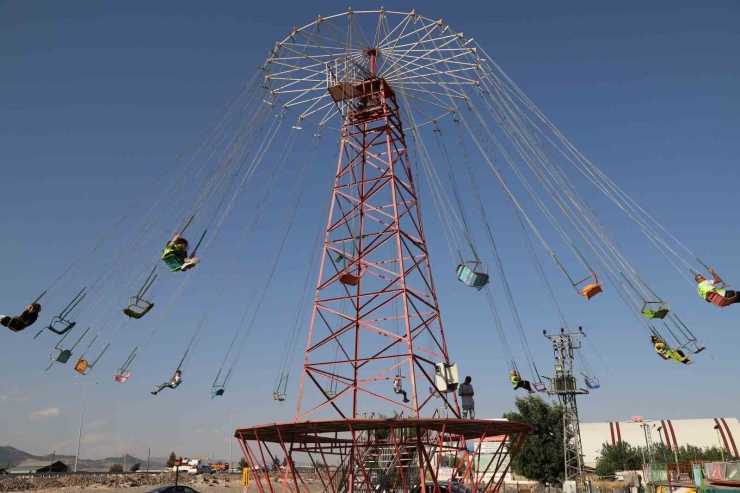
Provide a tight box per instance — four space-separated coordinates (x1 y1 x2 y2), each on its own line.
236 418 530 493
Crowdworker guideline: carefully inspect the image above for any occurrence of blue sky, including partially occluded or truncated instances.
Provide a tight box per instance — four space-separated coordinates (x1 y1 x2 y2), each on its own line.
1 0 739 462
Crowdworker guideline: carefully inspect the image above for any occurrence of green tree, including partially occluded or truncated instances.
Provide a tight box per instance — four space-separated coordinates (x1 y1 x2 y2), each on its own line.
503 395 563 484
167 451 177 468
109 463 124 473
595 442 643 478
130 463 141 472
238 457 248 469
282 456 288 468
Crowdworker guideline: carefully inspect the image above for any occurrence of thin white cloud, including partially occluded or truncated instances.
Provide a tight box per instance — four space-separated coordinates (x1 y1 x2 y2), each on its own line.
0 395 7 401
82 433 105 444
88 419 107 430
25 407 60 422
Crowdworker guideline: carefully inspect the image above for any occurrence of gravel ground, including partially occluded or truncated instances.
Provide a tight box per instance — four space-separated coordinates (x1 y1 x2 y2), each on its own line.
0 473 255 493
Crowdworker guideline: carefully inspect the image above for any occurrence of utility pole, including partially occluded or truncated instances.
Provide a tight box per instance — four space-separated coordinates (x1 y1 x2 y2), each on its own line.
74 381 97 473
713 425 725 462
543 328 588 493
657 426 673 493
146 448 151 473
224 407 242 472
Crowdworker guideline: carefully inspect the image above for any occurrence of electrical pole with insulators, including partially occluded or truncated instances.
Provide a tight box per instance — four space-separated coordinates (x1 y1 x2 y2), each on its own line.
543 327 589 493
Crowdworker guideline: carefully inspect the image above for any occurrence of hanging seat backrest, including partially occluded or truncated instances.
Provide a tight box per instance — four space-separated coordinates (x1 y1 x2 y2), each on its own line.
456 263 490 291
74 359 89 375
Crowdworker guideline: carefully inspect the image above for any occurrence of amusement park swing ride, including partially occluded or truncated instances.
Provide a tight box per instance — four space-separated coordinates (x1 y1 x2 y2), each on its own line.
7 7 736 492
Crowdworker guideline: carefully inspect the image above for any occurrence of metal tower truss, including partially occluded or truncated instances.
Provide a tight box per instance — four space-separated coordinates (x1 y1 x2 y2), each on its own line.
295 74 456 421
543 328 589 490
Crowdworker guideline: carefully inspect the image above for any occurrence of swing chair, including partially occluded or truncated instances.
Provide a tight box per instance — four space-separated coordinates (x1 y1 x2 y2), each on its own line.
642 301 670 320
73 336 108 375
663 317 705 355
455 261 490 290
113 349 136 383
161 225 207 273
123 267 157 318
574 272 602 300
339 264 366 286
75 359 90 375
532 381 548 393
37 288 86 337
49 327 91 365
123 298 154 319
114 368 132 383
273 391 286 402
706 287 738 307
211 387 225 398
583 376 600 390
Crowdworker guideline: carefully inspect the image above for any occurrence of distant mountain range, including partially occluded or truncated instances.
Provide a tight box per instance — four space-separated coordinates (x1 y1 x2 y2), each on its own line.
0 446 167 471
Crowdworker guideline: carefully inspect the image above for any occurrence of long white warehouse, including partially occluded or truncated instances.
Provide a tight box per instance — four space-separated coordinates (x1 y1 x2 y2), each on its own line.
580 417 740 467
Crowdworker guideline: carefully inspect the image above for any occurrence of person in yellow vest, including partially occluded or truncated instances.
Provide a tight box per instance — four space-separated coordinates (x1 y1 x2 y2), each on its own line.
695 268 738 305
651 336 693 365
510 371 535 394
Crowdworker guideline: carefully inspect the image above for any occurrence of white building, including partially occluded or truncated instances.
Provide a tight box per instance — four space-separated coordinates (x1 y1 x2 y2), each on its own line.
580 417 740 467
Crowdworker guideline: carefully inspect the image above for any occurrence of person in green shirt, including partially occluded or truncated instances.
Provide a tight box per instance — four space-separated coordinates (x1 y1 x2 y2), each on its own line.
651 336 693 365
162 235 200 272
509 370 534 394
695 268 738 305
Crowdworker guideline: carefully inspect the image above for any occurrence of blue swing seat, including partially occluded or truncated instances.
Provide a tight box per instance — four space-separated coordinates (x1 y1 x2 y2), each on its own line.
456 262 490 290
212 388 225 398
584 377 600 390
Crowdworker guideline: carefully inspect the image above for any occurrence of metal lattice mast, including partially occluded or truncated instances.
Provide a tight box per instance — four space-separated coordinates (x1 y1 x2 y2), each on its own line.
544 327 588 490
295 50 458 421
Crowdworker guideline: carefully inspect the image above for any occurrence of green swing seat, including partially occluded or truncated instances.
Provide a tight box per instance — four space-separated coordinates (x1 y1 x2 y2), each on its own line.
53 349 72 364
162 254 185 272
642 308 669 320
642 301 670 320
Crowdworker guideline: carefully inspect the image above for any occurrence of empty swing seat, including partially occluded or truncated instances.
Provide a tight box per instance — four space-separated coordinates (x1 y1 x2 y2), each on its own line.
114 370 131 383
533 382 548 393
580 283 602 300
74 359 89 375
212 389 225 398
47 317 76 335
456 263 490 290
339 272 361 286
642 308 669 320
707 291 737 307
53 349 72 364
584 378 600 390
123 301 154 319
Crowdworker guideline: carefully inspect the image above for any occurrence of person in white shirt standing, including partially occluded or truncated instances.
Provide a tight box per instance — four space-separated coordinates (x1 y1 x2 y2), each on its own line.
458 376 475 419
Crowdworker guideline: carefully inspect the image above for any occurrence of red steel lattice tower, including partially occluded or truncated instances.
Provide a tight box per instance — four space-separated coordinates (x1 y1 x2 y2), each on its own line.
295 51 459 421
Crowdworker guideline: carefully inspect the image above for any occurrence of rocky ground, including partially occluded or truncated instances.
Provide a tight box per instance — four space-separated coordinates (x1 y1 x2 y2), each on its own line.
0 472 251 492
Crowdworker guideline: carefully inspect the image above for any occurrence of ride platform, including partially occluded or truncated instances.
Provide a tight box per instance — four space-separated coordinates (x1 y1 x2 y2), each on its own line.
235 417 530 493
